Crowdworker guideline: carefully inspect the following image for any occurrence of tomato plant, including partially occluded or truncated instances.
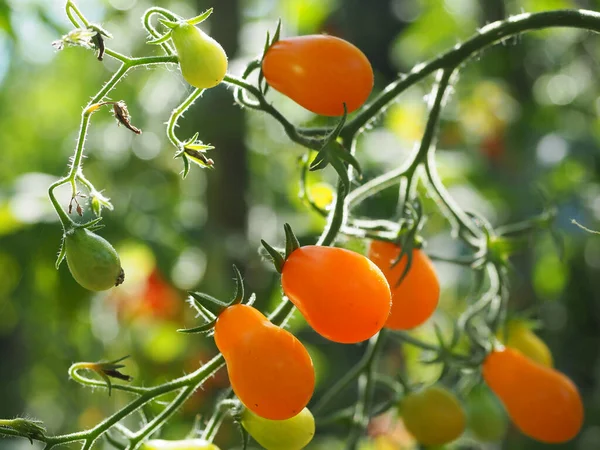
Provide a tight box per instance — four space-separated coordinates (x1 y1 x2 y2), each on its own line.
241 407 315 450
400 385 466 446
214 304 315 420
482 347 583 443
64 227 124 291
368 241 439 330
281 245 391 344
262 35 374 116
2 2 596 450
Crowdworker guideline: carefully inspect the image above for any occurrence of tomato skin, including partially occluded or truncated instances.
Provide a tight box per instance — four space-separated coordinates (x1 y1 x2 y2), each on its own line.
498 320 553 367
65 228 124 291
281 246 391 344
214 304 315 420
141 439 219 450
466 384 508 442
400 385 466 446
368 241 439 330
482 347 583 443
171 22 228 89
262 35 374 116
241 407 315 450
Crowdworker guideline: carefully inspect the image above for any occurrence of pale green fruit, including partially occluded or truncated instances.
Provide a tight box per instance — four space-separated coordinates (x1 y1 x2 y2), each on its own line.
171 22 228 89
65 228 124 291
241 407 315 450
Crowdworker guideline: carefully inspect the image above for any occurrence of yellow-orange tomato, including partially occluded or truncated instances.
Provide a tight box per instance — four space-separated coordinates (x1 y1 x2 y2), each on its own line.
497 320 553 367
281 246 391 344
482 347 583 443
368 241 439 330
214 304 315 420
262 35 374 116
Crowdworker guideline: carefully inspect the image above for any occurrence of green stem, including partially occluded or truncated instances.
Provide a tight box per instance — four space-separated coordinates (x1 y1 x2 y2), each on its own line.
345 331 387 450
223 75 321 150
142 7 178 56
313 331 386 415
343 9 600 139
167 88 205 149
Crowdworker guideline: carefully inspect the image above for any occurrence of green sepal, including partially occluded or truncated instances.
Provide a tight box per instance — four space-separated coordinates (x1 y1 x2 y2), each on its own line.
56 238 67 269
147 31 173 45
189 291 229 317
177 319 218 335
261 239 285 273
158 18 179 30
328 154 351 195
284 223 301 259
180 266 246 334
187 8 213 26
0 418 46 444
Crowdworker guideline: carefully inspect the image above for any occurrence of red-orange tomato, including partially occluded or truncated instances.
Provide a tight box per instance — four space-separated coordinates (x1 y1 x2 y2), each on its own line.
482 347 583 443
262 35 374 116
368 241 440 330
281 246 391 344
214 304 315 420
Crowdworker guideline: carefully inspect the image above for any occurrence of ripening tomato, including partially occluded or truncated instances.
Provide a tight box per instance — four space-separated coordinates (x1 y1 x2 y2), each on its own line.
141 439 219 450
281 246 391 344
214 304 315 420
466 384 508 442
368 241 439 330
262 35 374 116
65 228 124 291
170 22 228 89
241 407 315 450
497 320 553 367
482 347 583 443
400 385 466 446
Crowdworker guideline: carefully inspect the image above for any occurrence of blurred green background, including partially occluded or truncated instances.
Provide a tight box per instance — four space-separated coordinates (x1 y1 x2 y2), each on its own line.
0 0 600 449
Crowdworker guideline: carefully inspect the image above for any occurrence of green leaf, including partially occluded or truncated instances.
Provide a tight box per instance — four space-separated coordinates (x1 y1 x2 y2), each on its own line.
55 239 67 269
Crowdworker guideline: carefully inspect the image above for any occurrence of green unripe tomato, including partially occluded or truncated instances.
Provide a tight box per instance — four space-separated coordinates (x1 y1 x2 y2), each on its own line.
141 439 219 450
466 384 508 442
171 22 228 89
241 407 315 450
400 385 466 446
65 228 124 291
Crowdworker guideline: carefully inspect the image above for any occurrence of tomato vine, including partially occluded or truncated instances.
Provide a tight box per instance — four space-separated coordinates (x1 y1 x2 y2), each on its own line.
1 2 598 450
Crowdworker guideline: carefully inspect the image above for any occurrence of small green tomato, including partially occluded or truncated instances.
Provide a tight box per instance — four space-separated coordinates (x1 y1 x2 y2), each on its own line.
141 439 219 450
171 22 228 89
466 384 508 442
65 228 124 291
241 407 315 450
400 385 466 446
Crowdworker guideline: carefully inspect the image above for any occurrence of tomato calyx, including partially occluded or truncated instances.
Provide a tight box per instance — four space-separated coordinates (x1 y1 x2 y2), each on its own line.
260 223 300 273
178 265 253 334
174 132 215 172
308 107 363 195
146 9 213 46
70 355 133 396
257 20 282 95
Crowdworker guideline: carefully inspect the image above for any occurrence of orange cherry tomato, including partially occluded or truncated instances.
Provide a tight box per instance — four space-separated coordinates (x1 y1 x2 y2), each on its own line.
214 304 315 420
368 241 440 330
262 35 374 116
482 347 583 443
281 246 391 344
